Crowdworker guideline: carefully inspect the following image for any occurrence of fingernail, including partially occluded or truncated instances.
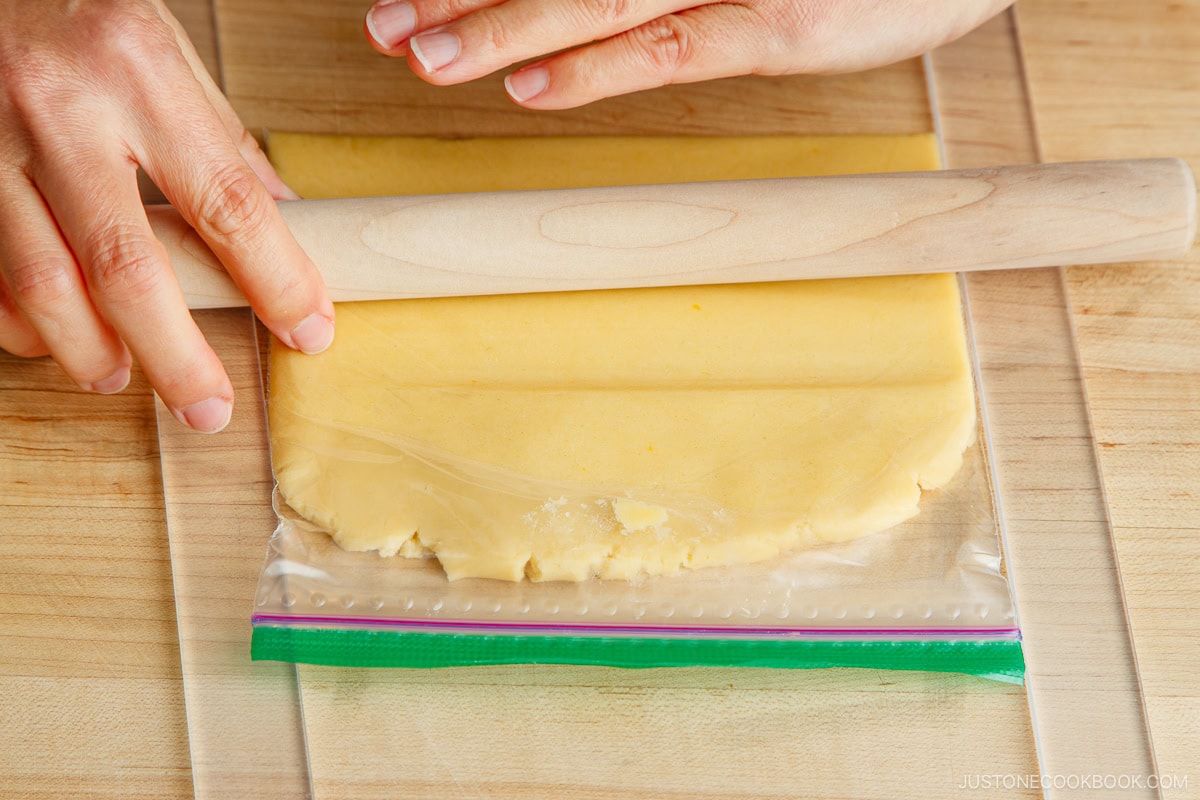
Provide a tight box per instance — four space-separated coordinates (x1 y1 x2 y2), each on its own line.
410 31 460 73
366 1 417 49
175 397 232 434
505 67 549 103
88 365 131 394
290 313 335 354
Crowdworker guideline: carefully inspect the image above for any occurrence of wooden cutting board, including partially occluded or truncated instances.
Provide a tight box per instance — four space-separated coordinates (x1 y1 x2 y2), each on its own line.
2 2 1198 798
149 6 1158 798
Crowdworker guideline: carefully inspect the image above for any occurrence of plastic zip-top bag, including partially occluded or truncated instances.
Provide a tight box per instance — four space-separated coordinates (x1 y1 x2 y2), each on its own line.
251 133 1022 682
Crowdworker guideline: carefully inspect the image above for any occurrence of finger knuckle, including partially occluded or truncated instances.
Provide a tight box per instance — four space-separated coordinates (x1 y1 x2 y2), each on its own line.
475 11 515 53
2 54 75 130
2 3 179 127
772 0 829 47
87 2 179 62
586 0 637 27
86 227 163 306
7 255 76 312
439 0 484 22
196 165 272 239
632 17 694 78
566 63 607 104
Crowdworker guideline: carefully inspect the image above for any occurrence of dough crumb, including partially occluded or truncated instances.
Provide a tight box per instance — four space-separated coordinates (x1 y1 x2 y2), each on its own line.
524 556 542 581
612 498 669 533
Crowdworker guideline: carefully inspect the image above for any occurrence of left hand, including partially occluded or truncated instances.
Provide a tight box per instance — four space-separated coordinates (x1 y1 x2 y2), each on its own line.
362 0 1013 109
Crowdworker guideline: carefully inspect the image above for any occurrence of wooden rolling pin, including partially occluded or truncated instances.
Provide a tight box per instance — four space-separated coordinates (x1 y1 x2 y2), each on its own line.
152 158 1197 309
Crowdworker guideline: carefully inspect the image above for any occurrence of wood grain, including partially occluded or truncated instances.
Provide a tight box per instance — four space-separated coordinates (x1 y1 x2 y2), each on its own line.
1018 1 1200 793
932 11 1160 788
3 1 1199 798
211 0 931 138
0 356 192 798
160 159 1196 308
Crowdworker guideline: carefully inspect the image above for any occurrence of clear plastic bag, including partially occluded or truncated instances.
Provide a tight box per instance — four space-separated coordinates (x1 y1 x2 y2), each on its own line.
251 133 1021 681
253 432 1019 678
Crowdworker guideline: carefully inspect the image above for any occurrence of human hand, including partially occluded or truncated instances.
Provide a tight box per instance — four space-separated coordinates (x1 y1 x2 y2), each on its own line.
364 0 1013 108
0 0 334 432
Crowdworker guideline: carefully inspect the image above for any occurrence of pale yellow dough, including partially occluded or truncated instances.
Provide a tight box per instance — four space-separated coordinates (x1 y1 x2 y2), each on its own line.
267 133 975 582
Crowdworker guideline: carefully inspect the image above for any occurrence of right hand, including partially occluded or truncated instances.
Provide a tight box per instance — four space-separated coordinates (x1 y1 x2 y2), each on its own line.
364 0 1013 109
0 0 334 433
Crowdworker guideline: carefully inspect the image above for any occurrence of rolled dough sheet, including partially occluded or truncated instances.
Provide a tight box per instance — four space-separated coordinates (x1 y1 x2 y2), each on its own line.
267 133 975 582
268 133 941 198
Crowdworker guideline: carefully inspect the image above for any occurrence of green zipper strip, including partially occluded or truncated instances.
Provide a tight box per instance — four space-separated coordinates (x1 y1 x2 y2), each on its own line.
252 626 1025 684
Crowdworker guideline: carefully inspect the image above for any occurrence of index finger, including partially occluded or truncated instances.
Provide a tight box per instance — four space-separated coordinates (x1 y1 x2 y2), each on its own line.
136 79 334 355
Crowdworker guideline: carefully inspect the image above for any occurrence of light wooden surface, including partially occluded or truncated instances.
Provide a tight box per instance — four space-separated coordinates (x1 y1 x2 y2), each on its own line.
1 3 1197 799
276 51 1039 795
212 0 931 138
1016 1 1200 793
161 159 1196 307
933 14 1158 789
0 357 191 798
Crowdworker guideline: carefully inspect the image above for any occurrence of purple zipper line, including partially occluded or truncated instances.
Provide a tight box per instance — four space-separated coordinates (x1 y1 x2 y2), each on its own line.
252 612 1020 638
